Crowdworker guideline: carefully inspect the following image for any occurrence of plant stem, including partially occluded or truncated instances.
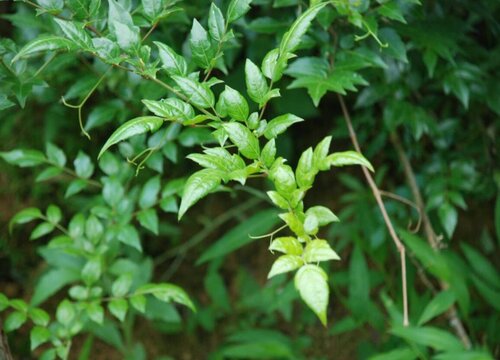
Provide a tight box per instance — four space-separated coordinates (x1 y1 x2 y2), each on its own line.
390 131 472 348
337 94 409 327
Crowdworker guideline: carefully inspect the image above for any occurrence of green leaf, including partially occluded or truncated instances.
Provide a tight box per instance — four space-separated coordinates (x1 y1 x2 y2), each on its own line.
82 257 102 285
134 283 195 311
30 222 55 240
9 207 42 231
222 122 260 159
268 255 303 278
294 265 329 326
118 225 142 252
154 42 188 76
390 325 464 352
279 3 326 54
326 150 374 172
12 35 75 62
367 347 416 360
269 237 303 255
98 116 163 159
142 98 195 122
74 151 94 178
142 0 162 20
130 295 146 313
313 136 331 171
56 300 75 326
137 208 159 235
261 139 276 168
296 147 315 188
433 351 494 360
171 76 215 109
190 19 216 69
269 162 296 195
29 308 50 326
46 204 61 224
112 274 133 297
46 142 66 167
245 59 268 106
30 326 51 351
438 202 458 238
108 0 138 51
178 169 222 219
262 48 291 82
0 293 8 311
109 299 128 321
139 176 160 209
264 113 303 140
305 206 339 226
0 149 46 167
460 242 500 287
197 209 280 264
86 302 104 324
4 311 27 332
418 290 456 326
303 240 340 262
54 19 93 50
267 190 288 209
36 167 62 182
227 0 252 23
208 3 226 42
220 86 249 121
31 268 80 306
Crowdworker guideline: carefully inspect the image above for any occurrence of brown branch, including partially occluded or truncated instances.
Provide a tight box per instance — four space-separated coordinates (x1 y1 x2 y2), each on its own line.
337 94 409 327
390 131 472 349
0 317 14 360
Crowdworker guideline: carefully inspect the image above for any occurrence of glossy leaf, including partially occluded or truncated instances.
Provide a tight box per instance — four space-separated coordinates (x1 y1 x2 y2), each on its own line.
303 240 340 262
12 36 74 62
178 169 222 219
171 76 215 109
208 3 226 42
222 122 260 159
220 86 249 121
326 150 374 172
245 59 268 106
98 116 164 158
264 113 303 140
227 0 252 23
294 265 329 326
155 42 188 76
142 98 195 122
190 19 215 69
267 255 303 278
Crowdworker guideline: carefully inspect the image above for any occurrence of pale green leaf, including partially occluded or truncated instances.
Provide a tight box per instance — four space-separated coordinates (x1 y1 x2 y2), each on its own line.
294 264 329 326
268 255 303 278
303 240 340 262
154 42 188 76
326 150 374 172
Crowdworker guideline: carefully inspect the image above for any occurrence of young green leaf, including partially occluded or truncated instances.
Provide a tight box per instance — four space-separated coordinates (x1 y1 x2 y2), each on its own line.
142 0 162 20
261 139 276 168
155 42 188 76
245 59 268 106
208 3 226 42
269 237 303 255
294 265 329 326
226 0 252 23
12 36 75 62
326 150 374 172
56 300 75 326
54 19 93 50
295 147 315 188
178 169 222 219
134 283 195 311
303 240 341 263
222 122 260 159
313 136 332 171
279 3 327 55
98 116 164 158
220 86 249 121
269 162 296 195
268 255 303 278
30 326 51 351
108 298 128 321
264 113 303 140
262 48 292 82
0 149 46 167
305 206 339 226
143 98 195 122
171 76 215 109
190 19 216 69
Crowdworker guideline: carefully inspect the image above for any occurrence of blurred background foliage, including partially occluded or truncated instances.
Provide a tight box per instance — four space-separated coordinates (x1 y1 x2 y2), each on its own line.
0 0 499 359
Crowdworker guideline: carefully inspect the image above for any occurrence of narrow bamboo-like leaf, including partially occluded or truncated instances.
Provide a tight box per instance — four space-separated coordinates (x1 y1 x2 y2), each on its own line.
12 36 75 62
98 116 163 158
418 290 456 326
279 3 327 55
294 265 329 326
264 113 303 140
178 169 222 219
222 122 260 159
390 325 464 351
326 150 374 172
